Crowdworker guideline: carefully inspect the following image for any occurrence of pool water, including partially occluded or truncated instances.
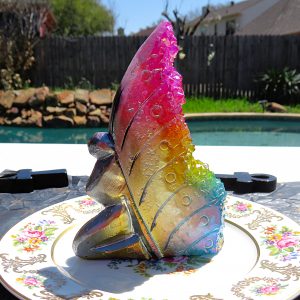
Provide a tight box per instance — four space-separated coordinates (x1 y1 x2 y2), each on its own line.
0 119 300 146
188 119 300 146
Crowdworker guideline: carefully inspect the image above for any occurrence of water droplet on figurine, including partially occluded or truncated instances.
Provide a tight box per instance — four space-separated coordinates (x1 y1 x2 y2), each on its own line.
150 104 163 118
199 215 209 226
165 172 176 184
159 140 169 151
142 70 152 82
205 239 214 249
166 92 173 99
181 195 192 206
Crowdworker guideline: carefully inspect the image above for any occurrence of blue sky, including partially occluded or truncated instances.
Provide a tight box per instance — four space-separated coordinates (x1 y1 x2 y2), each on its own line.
102 0 242 35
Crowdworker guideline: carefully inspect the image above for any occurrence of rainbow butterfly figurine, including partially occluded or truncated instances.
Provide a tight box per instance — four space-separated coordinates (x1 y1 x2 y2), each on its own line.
73 21 226 260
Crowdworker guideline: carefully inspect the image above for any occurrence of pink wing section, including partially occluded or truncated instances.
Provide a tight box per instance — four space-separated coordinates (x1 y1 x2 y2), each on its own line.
111 21 181 153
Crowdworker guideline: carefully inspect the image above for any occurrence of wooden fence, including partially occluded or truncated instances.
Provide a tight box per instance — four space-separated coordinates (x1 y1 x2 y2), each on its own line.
31 35 300 100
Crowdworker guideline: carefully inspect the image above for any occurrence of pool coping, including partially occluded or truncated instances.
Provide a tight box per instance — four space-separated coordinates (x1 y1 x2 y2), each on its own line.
184 112 300 121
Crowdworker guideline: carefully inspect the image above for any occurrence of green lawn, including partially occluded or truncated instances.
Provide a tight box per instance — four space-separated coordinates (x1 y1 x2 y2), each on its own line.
183 97 300 114
287 105 300 113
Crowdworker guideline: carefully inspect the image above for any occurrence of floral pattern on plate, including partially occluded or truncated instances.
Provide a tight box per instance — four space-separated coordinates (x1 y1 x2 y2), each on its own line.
231 201 253 213
16 274 44 289
252 281 288 296
108 256 205 278
262 225 300 261
225 200 253 218
76 197 98 209
232 277 289 299
11 219 57 253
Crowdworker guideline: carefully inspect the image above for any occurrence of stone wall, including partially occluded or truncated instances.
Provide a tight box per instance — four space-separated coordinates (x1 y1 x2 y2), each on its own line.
0 88 114 127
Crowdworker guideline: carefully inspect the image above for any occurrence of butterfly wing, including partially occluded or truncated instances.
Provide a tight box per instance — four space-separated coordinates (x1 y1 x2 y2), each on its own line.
109 21 226 259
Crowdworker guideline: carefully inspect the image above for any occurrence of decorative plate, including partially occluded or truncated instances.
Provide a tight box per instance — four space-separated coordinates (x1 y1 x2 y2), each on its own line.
0 195 299 300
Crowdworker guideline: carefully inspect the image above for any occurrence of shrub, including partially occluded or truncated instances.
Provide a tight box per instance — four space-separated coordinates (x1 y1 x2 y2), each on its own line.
63 76 95 90
257 67 300 103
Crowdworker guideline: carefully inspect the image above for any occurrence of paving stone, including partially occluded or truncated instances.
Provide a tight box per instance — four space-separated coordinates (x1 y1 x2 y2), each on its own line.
74 89 89 104
75 101 87 115
87 115 101 127
89 89 113 105
74 115 87 126
45 93 58 106
0 90 15 109
64 108 76 118
56 90 75 105
43 115 74 127
13 88 35 107
46 106 67 114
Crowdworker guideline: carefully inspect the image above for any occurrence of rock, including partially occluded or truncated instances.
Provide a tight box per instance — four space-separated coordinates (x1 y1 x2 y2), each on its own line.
43 115 74 127
14 88 35 107
75 89 89 104
29 86 49 108
11 116 23 125
64 108 76 118
28 110 42 127
45 93 58 106
87 116 101 127
28 96 42 108
90 107 110 123
89 89 113 106
89 108 102 116
6 107 19 119
99 113 110 124
56 90 74 106
75 101 87 115
266 102 287 113
21 109 30 119
89 104 96 112
100 106 108 114
74 115 87 126
46 106 67 115
111 90 116 101
4 118 12 125
0 90 15 109
43 115 53 122
35 86 49 102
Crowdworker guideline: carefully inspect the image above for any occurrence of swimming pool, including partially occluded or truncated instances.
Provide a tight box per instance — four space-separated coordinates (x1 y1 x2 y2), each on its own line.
0 119 300 146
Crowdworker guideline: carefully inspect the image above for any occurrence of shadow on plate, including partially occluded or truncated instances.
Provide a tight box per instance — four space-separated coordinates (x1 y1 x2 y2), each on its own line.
37 255 209 298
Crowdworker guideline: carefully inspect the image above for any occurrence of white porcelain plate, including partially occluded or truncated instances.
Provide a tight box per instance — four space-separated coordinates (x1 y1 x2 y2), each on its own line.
0 195 299 300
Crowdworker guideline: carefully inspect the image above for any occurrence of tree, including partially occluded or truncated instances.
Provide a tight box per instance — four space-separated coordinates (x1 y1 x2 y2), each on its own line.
0 0 52 89
50 0 115 36
162 1 209 59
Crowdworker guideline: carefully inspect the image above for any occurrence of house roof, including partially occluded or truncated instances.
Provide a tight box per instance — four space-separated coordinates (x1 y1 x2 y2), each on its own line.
237 0 300 35
134 26 156 36
200 0 261 24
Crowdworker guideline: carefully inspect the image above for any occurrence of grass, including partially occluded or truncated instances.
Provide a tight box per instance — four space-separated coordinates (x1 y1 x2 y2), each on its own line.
287 105 300 113
22 86 300 113
183 97 300 114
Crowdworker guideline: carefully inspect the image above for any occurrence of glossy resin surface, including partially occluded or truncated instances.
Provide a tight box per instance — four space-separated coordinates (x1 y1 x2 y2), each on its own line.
73 21 226 260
